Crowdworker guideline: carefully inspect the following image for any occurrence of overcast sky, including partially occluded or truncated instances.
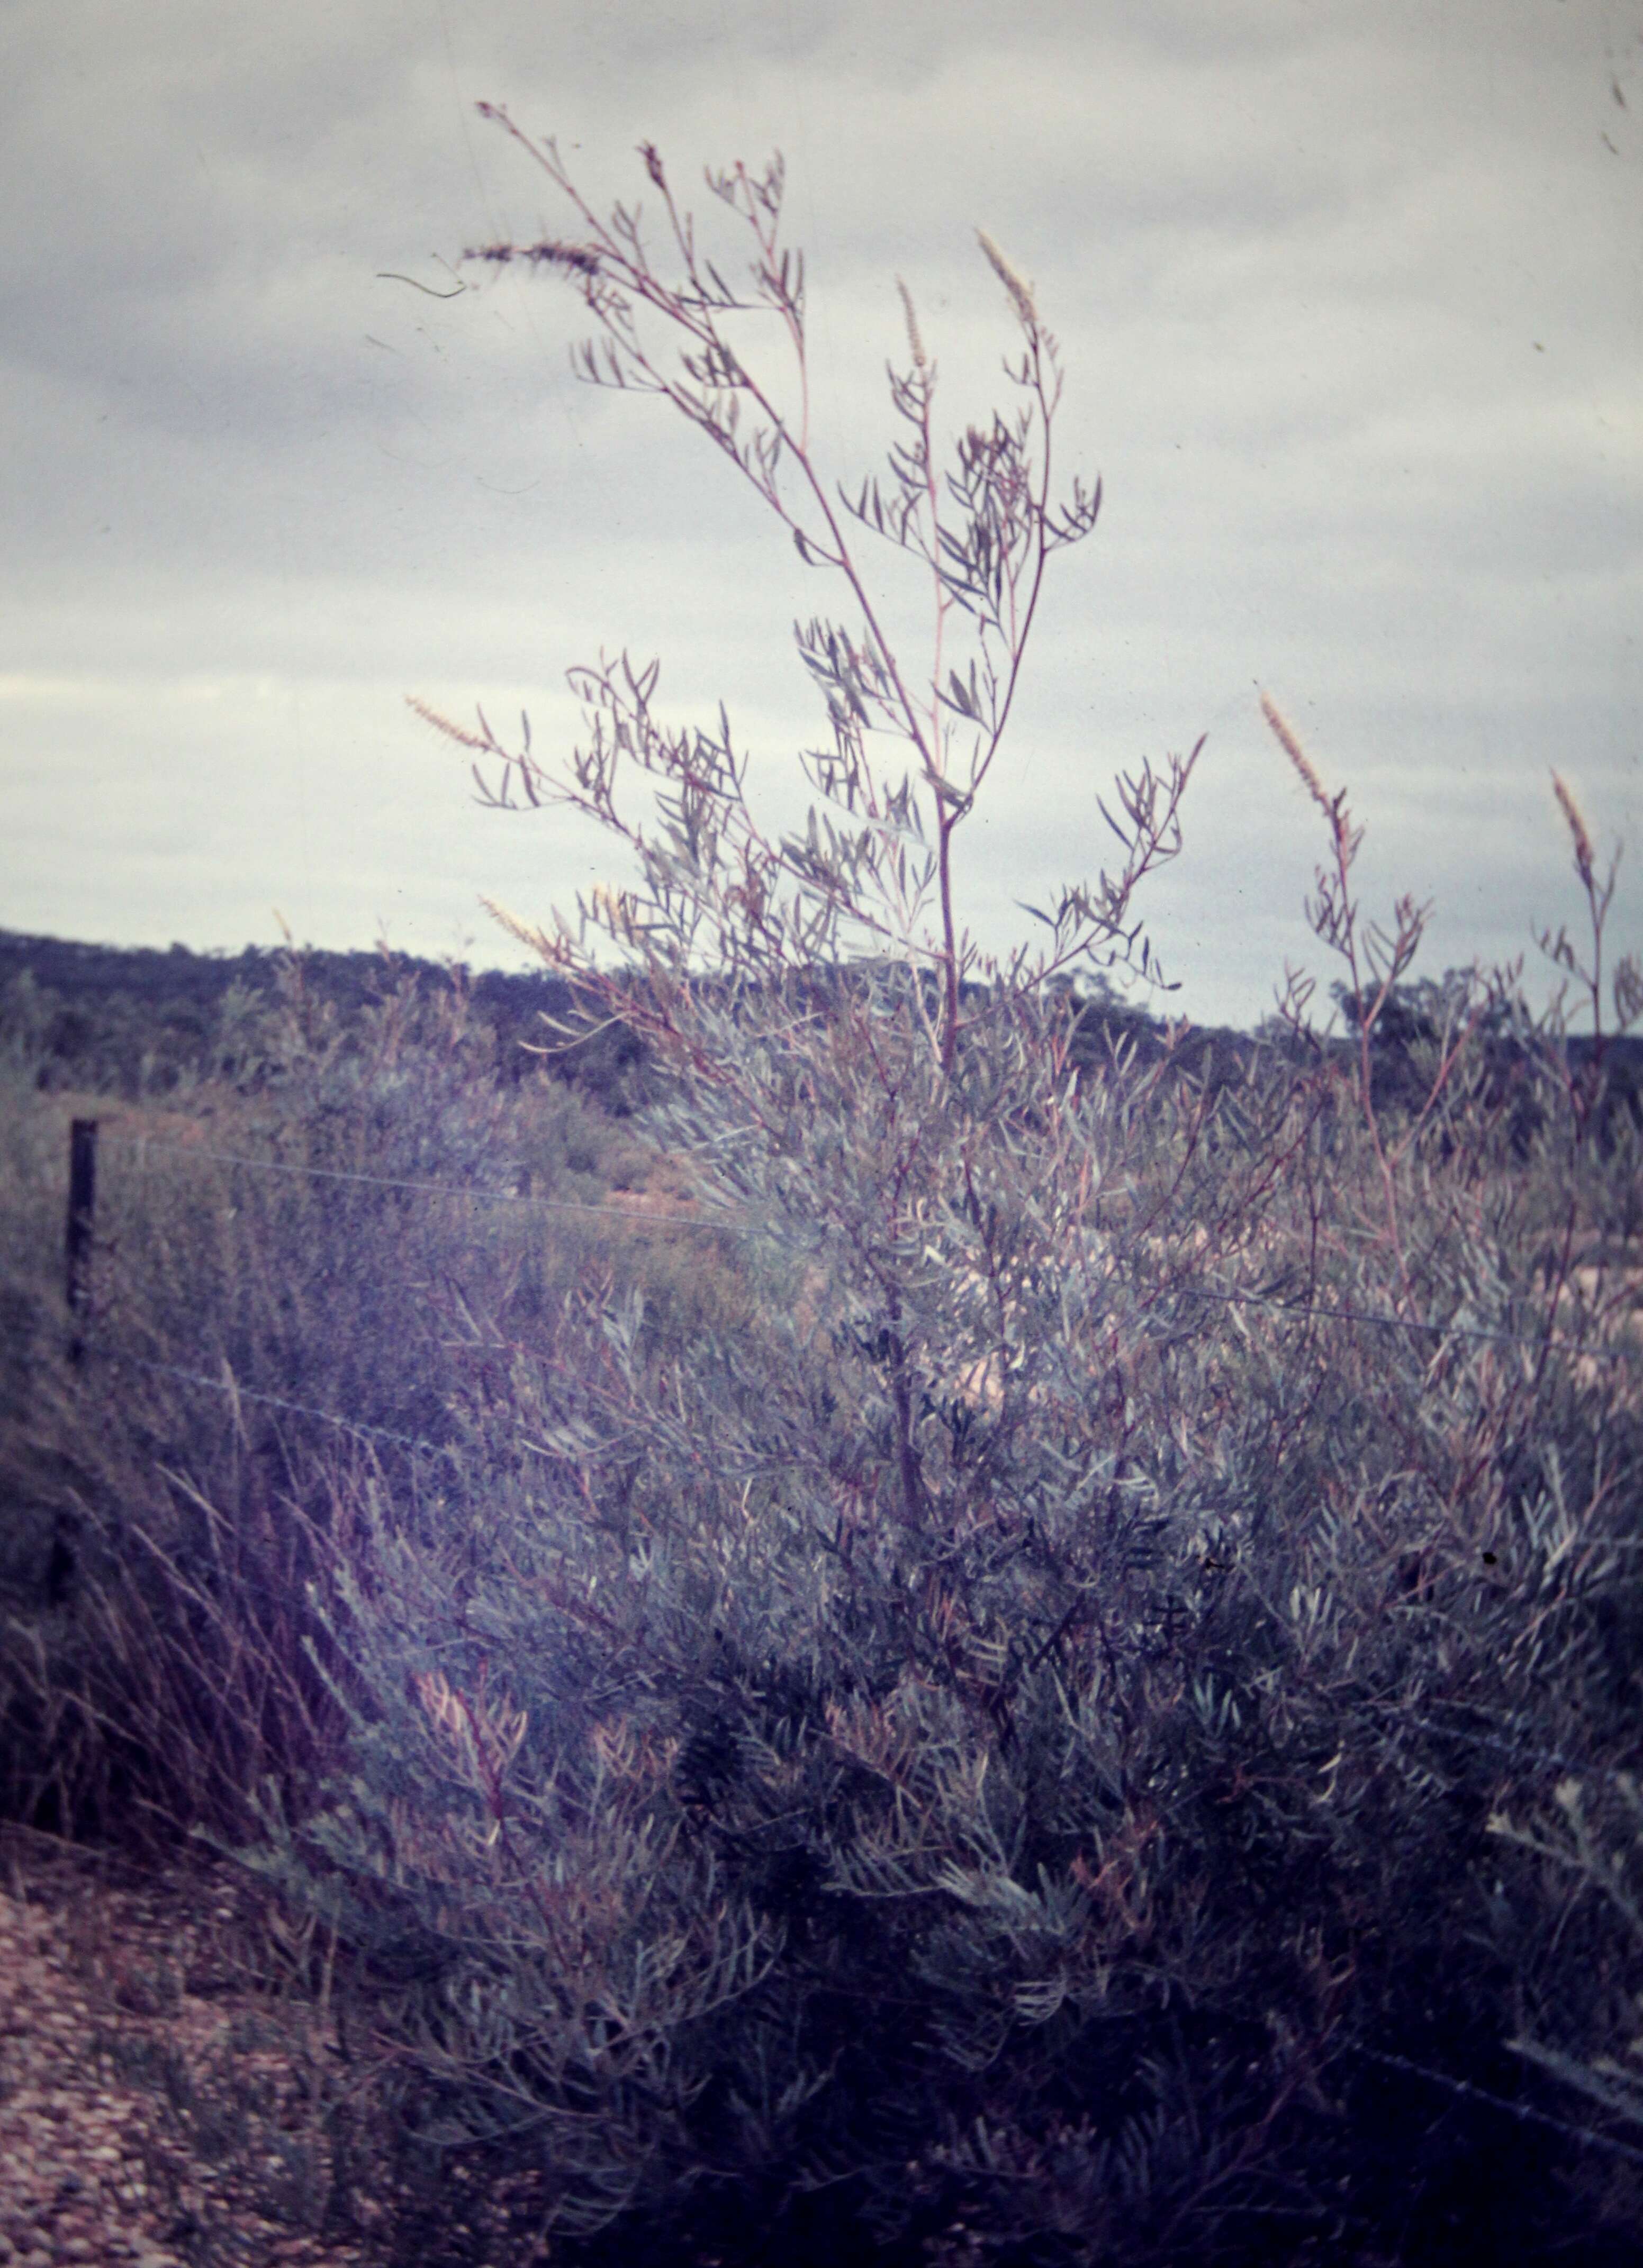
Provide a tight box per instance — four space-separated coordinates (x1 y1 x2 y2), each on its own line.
3 0 1639 1030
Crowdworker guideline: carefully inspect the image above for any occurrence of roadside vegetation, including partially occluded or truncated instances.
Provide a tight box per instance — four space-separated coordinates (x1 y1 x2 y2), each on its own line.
3 128 1641 2265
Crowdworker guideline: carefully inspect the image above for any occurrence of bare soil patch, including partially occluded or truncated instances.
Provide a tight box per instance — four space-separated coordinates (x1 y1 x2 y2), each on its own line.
0 1827 552 2268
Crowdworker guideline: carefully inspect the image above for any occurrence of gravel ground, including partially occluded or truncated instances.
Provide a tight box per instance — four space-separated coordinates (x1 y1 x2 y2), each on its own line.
0 1826 561 2268
0 1825 393 2267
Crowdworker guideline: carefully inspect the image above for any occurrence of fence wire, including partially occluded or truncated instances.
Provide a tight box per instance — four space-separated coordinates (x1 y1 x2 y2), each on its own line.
106 1134 742 1233
102 1132 1641 1364
84 1345 444 1455
76 1127 1643 1461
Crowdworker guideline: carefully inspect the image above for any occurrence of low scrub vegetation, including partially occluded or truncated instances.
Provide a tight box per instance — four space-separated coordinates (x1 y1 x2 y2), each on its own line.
0 929 654 1110
4 128 1642 2265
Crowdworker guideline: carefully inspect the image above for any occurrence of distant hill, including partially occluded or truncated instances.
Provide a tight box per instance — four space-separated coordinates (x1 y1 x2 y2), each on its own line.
0 930 649 1107
2 926 1637 1132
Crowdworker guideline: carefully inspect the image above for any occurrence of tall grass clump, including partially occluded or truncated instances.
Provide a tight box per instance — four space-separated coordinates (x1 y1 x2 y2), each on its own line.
0 952 711 1846
7 128 1642 2263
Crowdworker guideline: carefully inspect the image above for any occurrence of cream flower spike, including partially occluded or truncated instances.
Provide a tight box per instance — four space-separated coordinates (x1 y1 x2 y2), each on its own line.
976 229 1037 326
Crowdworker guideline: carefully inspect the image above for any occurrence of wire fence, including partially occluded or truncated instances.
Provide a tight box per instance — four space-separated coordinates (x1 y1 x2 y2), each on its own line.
67 1122 1643 1468
104 1132 1643 1348
1346 2045 1643 2171
107 1135 738 1235
76 1128 783 1463
84 1347 444 1455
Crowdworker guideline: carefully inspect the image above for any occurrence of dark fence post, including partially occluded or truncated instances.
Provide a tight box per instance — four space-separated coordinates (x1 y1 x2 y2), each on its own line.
66 1117 98 1366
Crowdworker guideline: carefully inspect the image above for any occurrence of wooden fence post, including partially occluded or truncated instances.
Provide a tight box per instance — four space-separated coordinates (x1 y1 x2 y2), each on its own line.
65 1117 98 1366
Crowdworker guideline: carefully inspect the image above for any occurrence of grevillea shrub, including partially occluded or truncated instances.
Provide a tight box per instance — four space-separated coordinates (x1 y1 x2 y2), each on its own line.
26 132 1642 2261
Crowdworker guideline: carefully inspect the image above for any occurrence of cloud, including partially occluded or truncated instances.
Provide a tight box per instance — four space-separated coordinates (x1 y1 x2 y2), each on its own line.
2 0 1637 1026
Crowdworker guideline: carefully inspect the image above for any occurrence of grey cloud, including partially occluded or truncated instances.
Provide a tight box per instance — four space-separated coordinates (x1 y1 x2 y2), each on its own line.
1 0 1637 1025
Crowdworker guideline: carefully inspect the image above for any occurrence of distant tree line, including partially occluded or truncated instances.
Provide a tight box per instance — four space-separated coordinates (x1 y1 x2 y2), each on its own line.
2 928 1637 1145
0 930 651 1111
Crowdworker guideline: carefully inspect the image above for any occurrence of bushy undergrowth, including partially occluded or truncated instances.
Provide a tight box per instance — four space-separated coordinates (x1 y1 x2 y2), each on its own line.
6 132 1643 2266
0 955 701 1846
229 977 1639 2265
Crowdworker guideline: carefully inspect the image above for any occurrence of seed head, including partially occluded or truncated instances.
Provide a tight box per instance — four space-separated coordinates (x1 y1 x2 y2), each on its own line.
1259 691 1332 818
464 238 601 279
976 230 1037 328
1551 772 1595 887
482 896 555 958
407 695 491 753
896 278 927 371
590 882 635 939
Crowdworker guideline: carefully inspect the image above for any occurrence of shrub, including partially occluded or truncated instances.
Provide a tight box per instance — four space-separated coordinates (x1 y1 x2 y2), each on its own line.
7 128 1641 2264
256 129 1643 2261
